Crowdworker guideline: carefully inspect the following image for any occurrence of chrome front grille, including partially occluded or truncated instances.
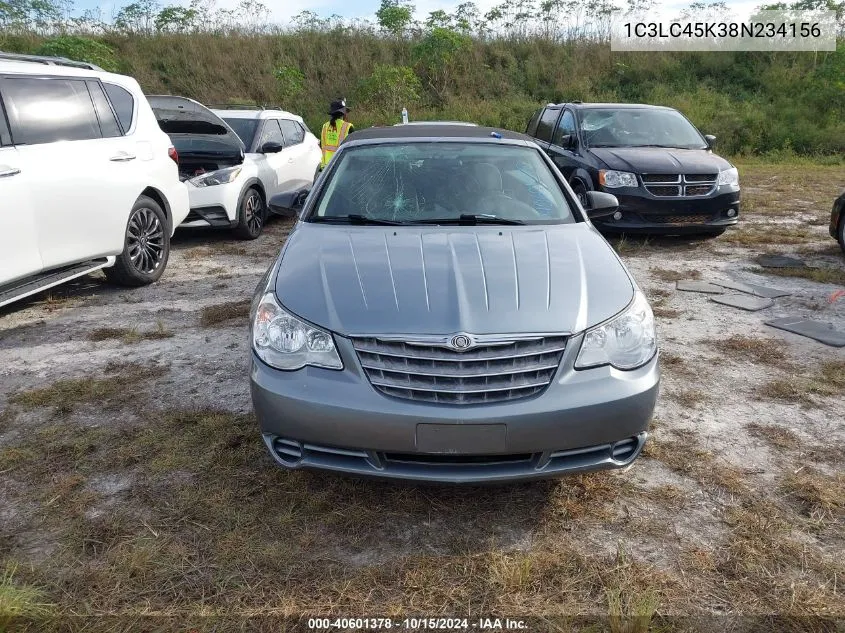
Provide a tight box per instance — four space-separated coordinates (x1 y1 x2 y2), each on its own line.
352 336 567 404
642 173 717 197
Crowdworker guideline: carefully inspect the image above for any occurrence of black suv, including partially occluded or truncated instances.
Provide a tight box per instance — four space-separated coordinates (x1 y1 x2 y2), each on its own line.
525 102 740 235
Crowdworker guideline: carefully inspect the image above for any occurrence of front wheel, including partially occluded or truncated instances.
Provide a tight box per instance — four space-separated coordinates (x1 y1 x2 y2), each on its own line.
105 195 170 287
571 180 589 207
233 187 265 240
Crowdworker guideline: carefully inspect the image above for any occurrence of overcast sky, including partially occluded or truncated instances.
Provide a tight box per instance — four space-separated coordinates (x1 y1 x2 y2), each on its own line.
82 0 767 26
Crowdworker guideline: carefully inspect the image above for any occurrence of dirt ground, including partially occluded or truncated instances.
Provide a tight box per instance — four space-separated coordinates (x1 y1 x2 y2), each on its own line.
1 162 844 631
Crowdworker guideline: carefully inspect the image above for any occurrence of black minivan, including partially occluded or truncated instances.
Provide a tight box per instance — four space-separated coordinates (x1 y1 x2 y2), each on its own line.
525 103 740 235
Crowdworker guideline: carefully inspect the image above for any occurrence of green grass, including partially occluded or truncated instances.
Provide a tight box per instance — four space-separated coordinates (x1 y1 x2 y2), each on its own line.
0 566 53 622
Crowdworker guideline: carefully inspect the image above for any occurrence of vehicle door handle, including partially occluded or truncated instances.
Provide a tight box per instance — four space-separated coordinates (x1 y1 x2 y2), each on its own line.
109 152 136 162
0 165 21 177
287 158 294 163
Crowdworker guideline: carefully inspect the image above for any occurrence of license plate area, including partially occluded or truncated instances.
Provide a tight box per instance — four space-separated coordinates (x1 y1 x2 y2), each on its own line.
416 423 507 454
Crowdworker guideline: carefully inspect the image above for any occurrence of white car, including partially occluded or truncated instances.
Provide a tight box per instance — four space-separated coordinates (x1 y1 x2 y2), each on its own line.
148 98 321 239
0 53 190 309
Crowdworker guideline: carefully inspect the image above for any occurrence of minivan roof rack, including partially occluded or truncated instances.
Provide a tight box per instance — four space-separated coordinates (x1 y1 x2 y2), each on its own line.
0 51 103 71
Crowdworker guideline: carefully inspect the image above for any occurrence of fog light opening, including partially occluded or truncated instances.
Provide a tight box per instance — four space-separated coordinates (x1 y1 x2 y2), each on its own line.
273 437 304 467
612 211 623 221
726 209 737 218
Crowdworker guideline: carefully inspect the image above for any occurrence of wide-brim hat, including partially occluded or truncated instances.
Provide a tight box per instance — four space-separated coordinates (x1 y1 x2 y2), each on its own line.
329 98 350 115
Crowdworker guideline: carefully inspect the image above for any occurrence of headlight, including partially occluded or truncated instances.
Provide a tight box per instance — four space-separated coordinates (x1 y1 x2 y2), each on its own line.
599 170 638 188
190 166 242 187
575 292 656 370
252 292 342 371
717 167 739 187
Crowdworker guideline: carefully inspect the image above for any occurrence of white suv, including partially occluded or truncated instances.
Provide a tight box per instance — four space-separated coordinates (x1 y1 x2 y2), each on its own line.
148 98 321 239
0 53 189 308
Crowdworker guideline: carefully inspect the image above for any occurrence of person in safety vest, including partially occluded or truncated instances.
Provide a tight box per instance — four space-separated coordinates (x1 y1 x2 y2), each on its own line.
320 98 354 170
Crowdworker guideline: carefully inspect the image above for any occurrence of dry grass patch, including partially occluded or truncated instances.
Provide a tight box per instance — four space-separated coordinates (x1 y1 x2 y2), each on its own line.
649 267 701 283
672 388 708 409
8 363 164 415
723 226 817 247
755 265 845 286
652 306 681 319
88 322 173 344
712 336 789 367
644 437 748 496
759 361 845 406
659 351 694 377
746 422 800 451
199 298 251 327
781 468 845 529
716 499 844 614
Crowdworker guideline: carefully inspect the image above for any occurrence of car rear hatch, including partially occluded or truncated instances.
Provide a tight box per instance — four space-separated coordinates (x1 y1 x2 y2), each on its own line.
148 95 245 182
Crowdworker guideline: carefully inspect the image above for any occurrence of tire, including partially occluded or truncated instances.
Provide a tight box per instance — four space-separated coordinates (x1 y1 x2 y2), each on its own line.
571 180 589 207
104 195 170 287
233 187 265 240
838 216 845 256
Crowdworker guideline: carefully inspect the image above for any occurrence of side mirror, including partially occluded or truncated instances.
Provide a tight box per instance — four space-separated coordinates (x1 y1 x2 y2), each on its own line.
584 191 619 219
704 134 717 149
260 141 283 154
559 134 577 150
269 187 309 217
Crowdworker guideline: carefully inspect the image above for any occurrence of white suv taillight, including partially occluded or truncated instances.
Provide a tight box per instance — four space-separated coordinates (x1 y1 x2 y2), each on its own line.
168 146 179 164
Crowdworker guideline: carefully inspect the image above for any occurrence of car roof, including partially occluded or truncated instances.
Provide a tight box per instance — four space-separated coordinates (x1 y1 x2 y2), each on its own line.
547 102 674 110
0 57 121 80
212 109 303 122
347 124 533 143
394 121 478 126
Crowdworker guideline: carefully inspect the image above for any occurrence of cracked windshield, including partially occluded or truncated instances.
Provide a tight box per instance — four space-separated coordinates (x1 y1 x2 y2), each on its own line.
312 143 575 224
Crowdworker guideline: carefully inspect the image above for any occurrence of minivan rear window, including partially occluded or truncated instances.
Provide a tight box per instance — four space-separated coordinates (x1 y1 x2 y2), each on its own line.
3 77 101 145
535 108 560 143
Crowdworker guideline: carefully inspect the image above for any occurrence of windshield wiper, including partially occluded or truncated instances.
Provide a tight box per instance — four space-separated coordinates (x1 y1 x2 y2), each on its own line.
313 214 404 225
412 214 525 226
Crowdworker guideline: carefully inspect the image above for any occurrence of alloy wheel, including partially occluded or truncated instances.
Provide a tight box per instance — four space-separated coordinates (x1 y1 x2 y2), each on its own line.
126 207 164 274
245 192 263 235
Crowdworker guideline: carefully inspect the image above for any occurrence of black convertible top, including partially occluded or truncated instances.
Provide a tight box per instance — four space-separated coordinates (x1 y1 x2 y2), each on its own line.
347 124 534 143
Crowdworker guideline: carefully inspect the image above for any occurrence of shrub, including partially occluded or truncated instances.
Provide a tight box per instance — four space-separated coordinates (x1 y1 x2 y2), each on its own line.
35 36 119 72
356 64 421 121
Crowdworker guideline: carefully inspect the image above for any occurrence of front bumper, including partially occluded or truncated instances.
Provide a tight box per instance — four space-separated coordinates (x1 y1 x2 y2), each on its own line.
594 187 740 234
250 334 660 483
178 180 241 228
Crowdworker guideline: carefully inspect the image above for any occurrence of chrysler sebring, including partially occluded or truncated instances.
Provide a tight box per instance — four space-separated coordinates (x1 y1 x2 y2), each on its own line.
249 125 660 483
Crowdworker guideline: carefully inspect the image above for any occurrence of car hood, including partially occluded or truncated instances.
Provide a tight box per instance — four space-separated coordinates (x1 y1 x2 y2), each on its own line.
590 147 732 174
148 95 245 158
274 223 634 336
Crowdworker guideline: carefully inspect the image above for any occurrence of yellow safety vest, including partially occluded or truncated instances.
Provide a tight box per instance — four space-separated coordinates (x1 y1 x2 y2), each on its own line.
320 120 352 168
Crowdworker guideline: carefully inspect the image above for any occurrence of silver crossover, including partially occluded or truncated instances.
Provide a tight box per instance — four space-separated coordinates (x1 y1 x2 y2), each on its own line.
250 124 660 483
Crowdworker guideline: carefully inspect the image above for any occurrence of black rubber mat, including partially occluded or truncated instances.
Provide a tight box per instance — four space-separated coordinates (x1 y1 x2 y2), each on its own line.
711 279 791 298
766 316 845 347
676 280 724 294
710 294 774 311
